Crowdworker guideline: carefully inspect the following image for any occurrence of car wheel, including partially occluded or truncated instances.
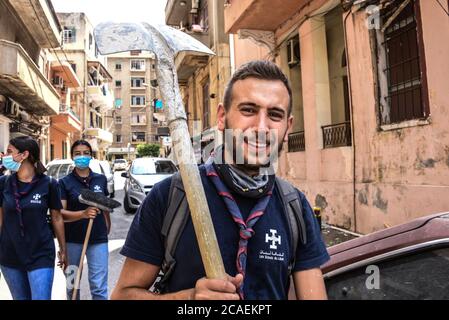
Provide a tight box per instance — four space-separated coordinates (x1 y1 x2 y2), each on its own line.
123 193 136 214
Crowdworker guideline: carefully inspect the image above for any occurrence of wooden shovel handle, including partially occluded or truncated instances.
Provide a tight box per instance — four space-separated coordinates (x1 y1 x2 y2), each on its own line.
71 218 94 300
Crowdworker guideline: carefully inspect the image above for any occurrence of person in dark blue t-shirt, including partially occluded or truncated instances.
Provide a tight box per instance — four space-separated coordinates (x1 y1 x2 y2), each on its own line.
0 136 66 300
112 60 330 300
59 140 111 300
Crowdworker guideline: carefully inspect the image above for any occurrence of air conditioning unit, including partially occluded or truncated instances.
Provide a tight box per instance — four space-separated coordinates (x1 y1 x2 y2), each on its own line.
287 39 300 68
52 76 64 88
8 100 21 117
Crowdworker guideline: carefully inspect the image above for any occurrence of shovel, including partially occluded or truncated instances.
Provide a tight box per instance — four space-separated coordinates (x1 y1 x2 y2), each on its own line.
71 189 121 300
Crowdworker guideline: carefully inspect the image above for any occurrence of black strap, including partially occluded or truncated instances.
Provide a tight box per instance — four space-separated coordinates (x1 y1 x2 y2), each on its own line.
275 177 307 275
154 173 190 293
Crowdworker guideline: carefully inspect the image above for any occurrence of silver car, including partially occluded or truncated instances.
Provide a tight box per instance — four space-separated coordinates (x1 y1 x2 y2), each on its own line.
122 157 178 213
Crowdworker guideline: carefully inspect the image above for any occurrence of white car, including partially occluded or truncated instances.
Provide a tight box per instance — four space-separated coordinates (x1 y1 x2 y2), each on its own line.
113 159 128 171
122 157 177 213
46 158 115 198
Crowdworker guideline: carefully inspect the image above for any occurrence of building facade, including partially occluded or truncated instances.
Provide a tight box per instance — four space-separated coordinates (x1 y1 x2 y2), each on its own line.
0 0 62 164
106 51 165 161
55 12 114 160
165 0 232 159
224 0 449 234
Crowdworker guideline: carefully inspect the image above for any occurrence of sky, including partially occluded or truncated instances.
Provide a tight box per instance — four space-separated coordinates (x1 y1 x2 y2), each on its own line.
51 0 168 26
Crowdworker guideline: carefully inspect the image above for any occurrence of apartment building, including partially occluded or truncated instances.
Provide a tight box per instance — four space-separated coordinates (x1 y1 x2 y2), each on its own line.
0 0 62 163
106 51 165 161
165 0 231 157
54 12 114 160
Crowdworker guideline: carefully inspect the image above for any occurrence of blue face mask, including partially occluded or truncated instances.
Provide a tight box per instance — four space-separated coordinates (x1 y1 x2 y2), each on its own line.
74 155 91 169
2 155 22 172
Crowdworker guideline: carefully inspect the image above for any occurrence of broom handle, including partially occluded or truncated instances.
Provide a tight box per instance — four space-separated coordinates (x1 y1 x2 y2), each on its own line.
71 218 94 300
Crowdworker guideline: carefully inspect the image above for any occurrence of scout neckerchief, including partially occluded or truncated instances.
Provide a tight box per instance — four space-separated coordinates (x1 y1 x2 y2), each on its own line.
72 168 92 189
10 173 42 237
205 162 273 300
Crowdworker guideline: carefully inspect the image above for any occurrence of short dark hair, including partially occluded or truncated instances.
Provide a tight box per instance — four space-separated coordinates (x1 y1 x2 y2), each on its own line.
223 60 293 116
9 136 46 175
71 140 93 157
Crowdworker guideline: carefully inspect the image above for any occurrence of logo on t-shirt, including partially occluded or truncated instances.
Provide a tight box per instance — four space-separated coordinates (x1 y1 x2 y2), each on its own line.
30 193 42 204
259 229 285 262
94 185 102 193
265 229 281 249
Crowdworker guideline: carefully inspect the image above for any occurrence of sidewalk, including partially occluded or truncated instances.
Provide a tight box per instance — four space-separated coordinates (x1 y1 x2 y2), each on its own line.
321 223 361 247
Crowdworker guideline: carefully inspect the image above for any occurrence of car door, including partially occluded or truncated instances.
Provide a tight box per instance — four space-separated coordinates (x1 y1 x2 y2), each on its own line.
325 240 449 300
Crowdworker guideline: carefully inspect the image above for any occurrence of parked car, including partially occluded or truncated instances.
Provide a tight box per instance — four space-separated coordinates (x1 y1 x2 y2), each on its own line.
46 159 115 198
122 157 177 213
99 160 115 198
288 212 449 300
113 159 128 171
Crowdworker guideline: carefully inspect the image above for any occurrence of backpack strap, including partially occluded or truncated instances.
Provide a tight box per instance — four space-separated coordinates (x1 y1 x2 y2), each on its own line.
275 177 307 275
153 172 190 293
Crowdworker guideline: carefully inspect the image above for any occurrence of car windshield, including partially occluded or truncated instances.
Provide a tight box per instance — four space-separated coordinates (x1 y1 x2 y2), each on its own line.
115 159 126 163
131 160 177 175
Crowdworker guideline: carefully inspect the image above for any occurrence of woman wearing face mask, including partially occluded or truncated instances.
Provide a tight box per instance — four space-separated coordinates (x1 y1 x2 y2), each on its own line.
59 140 111 300
0 136 67 300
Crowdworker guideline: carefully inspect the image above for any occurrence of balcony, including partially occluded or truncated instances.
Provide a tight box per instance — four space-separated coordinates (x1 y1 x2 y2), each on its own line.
87 84 114 109
84 127 113 143
224 0 307 33
0 40 60 115
51 104 82 133
6 0 61 48
131 121 147 126
288 131 305 152
322 121 352 149
175 51 210 84
51 61 81 89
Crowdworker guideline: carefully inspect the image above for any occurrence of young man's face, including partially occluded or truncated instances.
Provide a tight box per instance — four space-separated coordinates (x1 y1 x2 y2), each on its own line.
217 77 293 173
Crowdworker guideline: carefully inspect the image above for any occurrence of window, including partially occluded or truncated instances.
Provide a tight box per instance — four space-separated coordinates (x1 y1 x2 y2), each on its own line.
202 79 210 130
155 161 177 174
199 0 209 31
115 98 123 108
70 63 77 74
130 59 146 71
115 116 122 124
132 113 147 124
116 134 122 143
89 33 93 49
130 50 142 56
132 132 146 143
62 27 76 44
115 80 122 88
115 63 122 70
62 141 67 159
377 0 428 125
131 95 146 106
326 247 449 300
131 77 145 88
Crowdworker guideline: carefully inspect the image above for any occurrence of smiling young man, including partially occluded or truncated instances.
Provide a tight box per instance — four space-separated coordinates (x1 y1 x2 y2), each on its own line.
113 60 330 300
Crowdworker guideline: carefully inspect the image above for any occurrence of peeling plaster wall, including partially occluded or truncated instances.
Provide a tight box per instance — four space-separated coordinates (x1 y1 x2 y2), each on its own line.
344 0 449 234
279 0 449 235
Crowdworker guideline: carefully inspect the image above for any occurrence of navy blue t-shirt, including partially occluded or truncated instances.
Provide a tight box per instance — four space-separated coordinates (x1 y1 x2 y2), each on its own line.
0 174 62 271
59 170 109 244
121 166 330 300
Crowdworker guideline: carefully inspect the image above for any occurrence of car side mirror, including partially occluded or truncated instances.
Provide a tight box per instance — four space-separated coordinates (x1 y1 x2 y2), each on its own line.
121 172 129 178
